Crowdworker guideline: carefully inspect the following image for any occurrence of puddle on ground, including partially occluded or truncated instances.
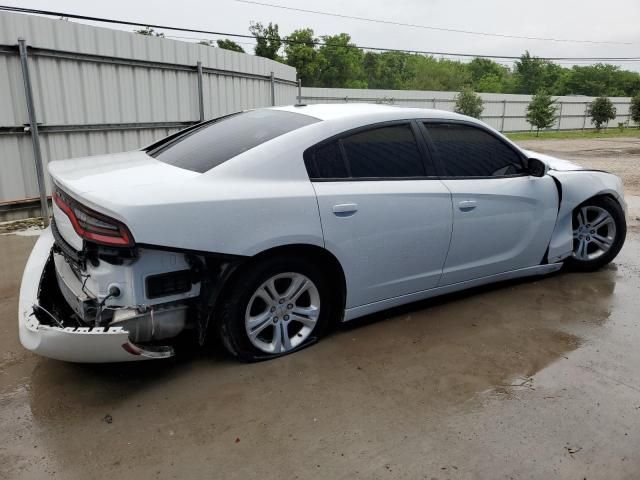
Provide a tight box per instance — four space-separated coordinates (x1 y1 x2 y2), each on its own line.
0 229 634 479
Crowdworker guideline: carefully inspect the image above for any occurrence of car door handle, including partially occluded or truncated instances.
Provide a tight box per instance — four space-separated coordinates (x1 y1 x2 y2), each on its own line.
458 200 477 212
332 203 358 216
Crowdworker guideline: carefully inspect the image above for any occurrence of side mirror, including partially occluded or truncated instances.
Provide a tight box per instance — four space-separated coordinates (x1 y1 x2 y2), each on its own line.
527 158 548 177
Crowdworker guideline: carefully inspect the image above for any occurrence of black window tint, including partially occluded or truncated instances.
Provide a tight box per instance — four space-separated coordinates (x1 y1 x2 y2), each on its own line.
341 125 425 178
313 141 348 179
426 123 524 177
150 110 318 173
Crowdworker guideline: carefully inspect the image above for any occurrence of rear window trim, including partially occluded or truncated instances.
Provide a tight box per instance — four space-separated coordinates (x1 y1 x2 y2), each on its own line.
149 109 321 173
145 112 240 158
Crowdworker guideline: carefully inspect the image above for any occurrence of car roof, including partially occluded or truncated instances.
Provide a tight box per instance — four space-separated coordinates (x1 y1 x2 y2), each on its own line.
272 103 470 122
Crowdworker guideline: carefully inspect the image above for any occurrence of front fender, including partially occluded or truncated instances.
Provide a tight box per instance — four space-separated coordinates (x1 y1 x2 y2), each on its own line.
547 170 626 263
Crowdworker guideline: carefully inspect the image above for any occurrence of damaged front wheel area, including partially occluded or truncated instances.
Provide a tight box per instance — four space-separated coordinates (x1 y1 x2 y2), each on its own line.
216 255 332 361
565 196 626 272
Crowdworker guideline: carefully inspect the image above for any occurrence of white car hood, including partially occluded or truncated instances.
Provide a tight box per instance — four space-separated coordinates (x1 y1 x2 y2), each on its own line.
522 149 585 171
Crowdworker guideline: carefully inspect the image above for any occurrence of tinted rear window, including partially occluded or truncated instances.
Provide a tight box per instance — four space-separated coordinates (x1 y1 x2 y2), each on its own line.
341 125 425 178
304 124 428 180
314 141 349 179
150 110 319 173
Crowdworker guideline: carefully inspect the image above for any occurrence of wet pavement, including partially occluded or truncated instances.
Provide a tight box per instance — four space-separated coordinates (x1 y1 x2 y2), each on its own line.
2 222 640 479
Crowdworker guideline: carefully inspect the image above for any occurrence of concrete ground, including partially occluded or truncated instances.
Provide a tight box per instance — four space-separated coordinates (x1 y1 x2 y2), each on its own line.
519 136 640 196
2 137 640 480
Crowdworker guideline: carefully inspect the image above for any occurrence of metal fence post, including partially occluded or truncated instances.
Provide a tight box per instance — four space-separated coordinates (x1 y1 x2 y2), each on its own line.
583 102 589 130
557 101 563 130
196 61 204 122
297 78 302 104
270 71 275 106
18 38 49 227
432 97 436 109
500 100 507 132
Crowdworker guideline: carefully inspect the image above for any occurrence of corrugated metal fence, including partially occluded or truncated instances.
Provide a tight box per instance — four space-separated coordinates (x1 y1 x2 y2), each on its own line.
2 11 637 221
0 11 298 215
301 87 636 133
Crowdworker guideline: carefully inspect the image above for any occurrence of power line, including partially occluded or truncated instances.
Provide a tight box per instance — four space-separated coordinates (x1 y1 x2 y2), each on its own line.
235 0 633 46
168 36 634 66
1 5 639 63
165 34 257 47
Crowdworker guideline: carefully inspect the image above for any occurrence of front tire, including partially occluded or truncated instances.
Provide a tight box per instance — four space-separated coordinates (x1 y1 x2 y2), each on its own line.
564 196 626 272
217 255 332 361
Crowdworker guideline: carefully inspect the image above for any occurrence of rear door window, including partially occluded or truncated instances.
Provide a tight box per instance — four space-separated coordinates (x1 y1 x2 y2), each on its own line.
149 109 319 173
305 123 429 179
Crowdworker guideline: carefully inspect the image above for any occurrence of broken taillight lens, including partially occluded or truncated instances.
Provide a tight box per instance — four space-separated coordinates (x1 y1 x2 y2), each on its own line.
53 186 134 247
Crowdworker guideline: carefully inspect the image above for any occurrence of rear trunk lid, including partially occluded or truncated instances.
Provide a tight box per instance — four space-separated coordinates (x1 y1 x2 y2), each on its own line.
49 150 199 194
49 150 200 249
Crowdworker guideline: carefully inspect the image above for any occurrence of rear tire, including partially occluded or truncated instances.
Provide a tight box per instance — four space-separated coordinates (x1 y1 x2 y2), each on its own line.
564 196 626 272
217 255 332 361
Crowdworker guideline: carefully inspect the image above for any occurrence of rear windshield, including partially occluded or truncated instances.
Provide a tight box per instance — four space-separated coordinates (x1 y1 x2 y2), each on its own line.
148 109 319 173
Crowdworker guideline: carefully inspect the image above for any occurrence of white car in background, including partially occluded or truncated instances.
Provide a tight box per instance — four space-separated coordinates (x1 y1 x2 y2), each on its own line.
19 104 626 363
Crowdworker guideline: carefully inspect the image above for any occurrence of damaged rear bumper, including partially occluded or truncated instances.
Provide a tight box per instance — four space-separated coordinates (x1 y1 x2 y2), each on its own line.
18 228 173 363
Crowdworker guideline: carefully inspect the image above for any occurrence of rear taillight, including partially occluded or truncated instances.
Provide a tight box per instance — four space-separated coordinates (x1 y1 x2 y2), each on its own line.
53 187 134 247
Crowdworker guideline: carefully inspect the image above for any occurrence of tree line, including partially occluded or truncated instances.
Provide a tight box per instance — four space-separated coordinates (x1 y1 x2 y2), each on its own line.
135 23 640 98
234 22 639 98
134 23 640 131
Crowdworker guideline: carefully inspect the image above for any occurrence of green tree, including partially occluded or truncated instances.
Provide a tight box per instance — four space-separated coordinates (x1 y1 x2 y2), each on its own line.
233 22 640 96
284 28 320 86
616 71 640 97
526 90 557 135
475 73 506 93
468 58 510 92
630 93 640 127
408 56 471 91
217 39 245 53
249 22 281 60
316 34 367 88
559 64 624 96
513 51 562 94
468 58 507 83
134 26 164 37
454 87 484 118
363 51 419 90
588 97 617 131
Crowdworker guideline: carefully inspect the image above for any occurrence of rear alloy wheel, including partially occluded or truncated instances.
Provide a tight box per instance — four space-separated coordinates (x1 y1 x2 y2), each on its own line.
565 196 626 272
245 273 320 354
218 256 332 361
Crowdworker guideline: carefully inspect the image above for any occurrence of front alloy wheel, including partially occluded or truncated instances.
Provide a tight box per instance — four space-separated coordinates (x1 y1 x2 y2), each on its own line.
572 205 616 261
565 196 626 272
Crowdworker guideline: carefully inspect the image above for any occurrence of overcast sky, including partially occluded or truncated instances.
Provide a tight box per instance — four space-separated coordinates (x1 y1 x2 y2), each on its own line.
4 0 640 70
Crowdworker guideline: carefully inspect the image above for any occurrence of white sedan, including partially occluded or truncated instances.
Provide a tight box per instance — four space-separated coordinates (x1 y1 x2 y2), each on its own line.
19 104 626 362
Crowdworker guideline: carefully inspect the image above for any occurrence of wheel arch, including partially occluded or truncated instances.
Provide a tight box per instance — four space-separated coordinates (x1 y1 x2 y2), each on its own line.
547 169 626 263
580 192 623 207
214 243 347 324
